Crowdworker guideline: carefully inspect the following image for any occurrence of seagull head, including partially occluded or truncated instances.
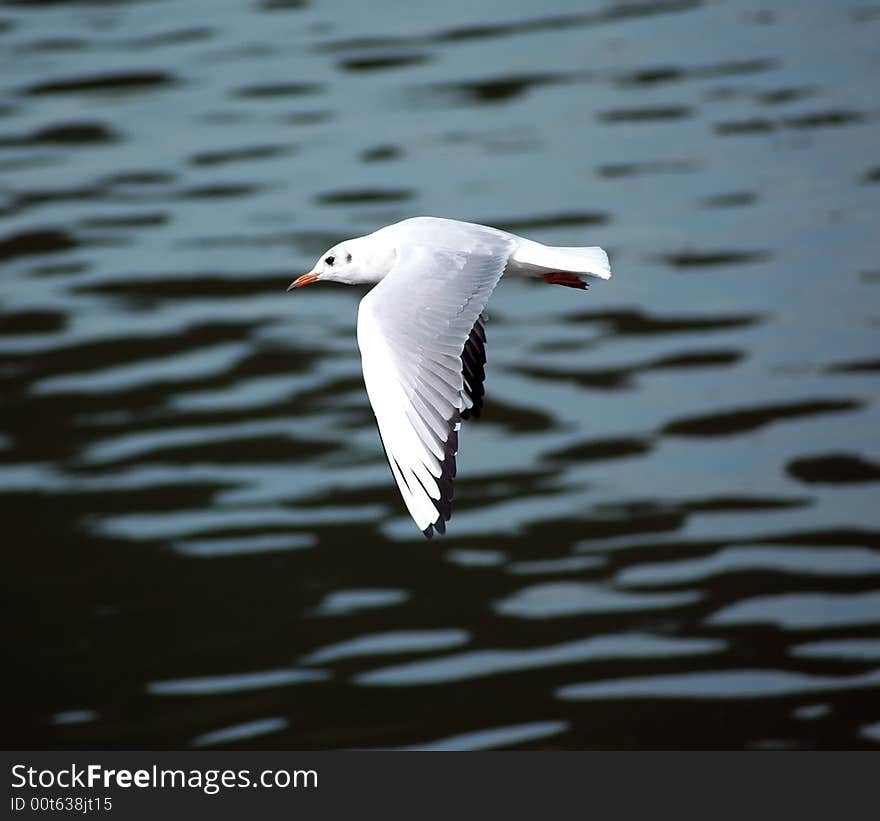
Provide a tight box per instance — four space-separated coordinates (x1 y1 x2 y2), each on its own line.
288 235 396 289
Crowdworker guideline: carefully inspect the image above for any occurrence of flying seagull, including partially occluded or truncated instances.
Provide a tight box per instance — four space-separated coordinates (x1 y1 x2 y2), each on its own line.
290 217 611 538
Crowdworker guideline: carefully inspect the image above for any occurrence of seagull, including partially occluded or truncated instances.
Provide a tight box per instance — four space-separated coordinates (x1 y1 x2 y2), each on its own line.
289 217 611 538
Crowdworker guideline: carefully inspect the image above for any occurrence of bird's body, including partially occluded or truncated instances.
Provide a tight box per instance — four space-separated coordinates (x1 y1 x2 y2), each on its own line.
290 217 611 537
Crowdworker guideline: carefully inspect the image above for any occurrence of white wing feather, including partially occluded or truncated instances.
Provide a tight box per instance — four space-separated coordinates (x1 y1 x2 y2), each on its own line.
357 229 515 536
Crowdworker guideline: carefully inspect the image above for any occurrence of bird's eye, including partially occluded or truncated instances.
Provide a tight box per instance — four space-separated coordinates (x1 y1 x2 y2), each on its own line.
325 255 335 266
346 253 352 263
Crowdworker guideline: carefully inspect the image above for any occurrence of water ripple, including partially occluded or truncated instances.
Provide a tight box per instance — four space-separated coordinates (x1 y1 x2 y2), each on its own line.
707 591 880 630
495 582 700 620
396 721 568 751
356 634 724 686
558 668 880 701
148 669 327 697
302 629 470 665
192 718 288 748
617 546 880 587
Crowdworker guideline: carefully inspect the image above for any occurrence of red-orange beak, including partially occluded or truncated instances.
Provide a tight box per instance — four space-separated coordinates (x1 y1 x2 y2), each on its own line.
287 272 319 291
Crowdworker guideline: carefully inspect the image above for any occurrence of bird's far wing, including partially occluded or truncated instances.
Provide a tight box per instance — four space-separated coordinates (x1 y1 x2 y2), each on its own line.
460 312 487 420
356 236 514 538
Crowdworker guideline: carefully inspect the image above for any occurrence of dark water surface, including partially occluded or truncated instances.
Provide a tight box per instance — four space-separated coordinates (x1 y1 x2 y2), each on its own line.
3 0 879 749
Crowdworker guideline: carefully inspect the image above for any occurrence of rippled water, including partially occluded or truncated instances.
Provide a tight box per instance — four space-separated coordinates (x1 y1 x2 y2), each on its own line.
3 0 879 749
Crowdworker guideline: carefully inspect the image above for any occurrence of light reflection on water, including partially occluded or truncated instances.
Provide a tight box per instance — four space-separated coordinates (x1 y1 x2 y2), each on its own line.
2 0 879 749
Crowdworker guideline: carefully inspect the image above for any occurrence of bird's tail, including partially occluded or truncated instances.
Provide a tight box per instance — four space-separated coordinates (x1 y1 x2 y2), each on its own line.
511 240 612 289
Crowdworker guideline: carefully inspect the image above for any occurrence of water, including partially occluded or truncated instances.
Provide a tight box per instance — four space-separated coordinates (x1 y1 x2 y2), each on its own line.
2 0 878 750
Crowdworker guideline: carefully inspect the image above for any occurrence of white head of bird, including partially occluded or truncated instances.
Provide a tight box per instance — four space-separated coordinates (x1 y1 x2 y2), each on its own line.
289 234 396 289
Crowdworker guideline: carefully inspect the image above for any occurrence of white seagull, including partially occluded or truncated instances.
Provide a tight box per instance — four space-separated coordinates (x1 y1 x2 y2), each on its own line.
289 217 611 538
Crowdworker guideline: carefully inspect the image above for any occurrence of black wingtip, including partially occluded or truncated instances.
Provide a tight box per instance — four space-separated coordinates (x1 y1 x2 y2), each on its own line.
418 419 459 540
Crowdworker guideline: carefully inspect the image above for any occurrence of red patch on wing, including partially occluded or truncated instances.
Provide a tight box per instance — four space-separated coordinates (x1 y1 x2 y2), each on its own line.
540 272 588 289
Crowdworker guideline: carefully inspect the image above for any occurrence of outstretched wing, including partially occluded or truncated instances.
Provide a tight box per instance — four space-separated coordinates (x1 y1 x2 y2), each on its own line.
357 236 514 537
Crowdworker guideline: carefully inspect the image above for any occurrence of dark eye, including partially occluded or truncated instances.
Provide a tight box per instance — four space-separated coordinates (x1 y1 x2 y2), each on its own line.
324 255 335 266
346 253 352 263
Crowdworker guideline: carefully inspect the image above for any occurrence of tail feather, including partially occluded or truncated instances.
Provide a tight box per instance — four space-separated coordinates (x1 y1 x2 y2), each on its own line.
512 239 612 282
